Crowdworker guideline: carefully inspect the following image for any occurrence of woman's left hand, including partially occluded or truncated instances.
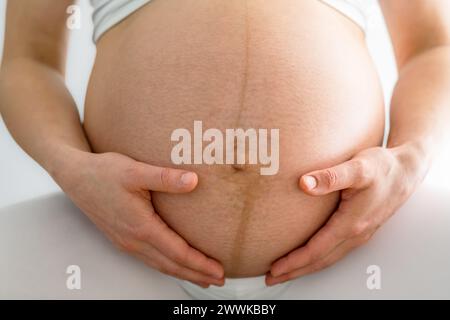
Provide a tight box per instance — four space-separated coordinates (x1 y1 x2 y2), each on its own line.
266 144 427 286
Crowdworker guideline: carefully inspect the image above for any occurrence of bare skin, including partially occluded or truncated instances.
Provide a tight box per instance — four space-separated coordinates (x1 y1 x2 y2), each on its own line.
0 0 223 288
268 0 450 285
0 0 449 288
83 0 384 277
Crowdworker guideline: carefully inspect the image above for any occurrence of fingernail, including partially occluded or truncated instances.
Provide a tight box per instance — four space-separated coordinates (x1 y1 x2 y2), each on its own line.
303 175 317 190
210 269 224 280
266 279 278 287
211 279 225 287
271 270 283 278
180 172 195 186
271 267 286 278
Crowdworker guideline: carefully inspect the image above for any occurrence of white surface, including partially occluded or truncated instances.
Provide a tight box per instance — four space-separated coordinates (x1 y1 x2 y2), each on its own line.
1 181 449 299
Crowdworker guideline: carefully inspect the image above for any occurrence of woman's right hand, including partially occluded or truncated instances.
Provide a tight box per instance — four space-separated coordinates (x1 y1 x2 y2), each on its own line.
53 149 225 288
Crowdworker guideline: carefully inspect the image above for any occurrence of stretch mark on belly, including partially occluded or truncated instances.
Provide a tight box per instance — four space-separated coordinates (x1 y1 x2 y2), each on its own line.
232 0 250 172
228 1 258 274
237 0 250 122
230 173 260 274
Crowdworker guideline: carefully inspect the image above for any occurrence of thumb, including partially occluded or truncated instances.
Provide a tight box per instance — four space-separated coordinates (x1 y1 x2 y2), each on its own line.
130 162 198 193
299 159 369 195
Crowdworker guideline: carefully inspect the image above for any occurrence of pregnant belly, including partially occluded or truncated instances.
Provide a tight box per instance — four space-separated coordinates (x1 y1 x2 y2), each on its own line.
83 0 385 277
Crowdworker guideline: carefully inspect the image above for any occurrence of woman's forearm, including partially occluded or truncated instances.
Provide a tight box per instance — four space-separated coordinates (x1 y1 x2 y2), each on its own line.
387 45 450 171
0 57 91 179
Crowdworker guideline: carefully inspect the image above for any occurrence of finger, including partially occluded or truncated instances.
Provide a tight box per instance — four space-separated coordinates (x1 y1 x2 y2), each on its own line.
299 159 372 196
266 238 358 286
128 162 198 193
141 245 225 287
135 247 225 287
270 213 348 277
90 199 223 279
142 213 225 280
91 214 224 287
136 252 210 288
133 252 210 288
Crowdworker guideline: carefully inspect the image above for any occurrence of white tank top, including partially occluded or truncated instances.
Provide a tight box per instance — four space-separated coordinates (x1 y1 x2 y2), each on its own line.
90 0 376 43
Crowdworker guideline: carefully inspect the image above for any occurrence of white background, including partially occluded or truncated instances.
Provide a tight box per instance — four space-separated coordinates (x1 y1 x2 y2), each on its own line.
0 0 449 208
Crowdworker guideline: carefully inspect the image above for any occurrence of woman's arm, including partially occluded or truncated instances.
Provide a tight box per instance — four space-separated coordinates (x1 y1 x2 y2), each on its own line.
267 0 450 285
381 0 450 174
0 0 224 287
0 0 90 178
